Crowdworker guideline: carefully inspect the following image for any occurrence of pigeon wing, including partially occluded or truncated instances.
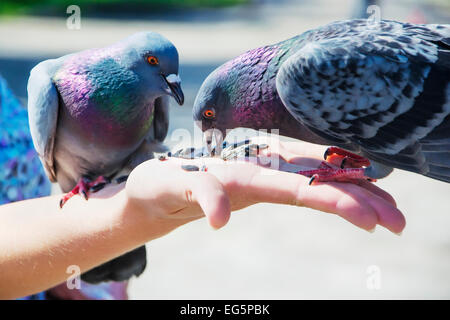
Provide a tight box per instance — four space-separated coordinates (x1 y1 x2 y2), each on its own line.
151 95 170 143
27 60 60 182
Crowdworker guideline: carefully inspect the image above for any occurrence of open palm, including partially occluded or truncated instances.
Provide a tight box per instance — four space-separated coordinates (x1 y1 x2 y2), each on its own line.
125 137 405 235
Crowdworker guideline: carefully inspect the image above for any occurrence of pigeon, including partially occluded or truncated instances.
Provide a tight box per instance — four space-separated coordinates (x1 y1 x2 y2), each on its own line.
0 74 51 205
27 32 184 283
193 19 450 184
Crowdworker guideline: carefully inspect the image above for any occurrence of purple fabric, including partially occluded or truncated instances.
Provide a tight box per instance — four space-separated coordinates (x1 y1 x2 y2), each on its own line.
20 281 128 300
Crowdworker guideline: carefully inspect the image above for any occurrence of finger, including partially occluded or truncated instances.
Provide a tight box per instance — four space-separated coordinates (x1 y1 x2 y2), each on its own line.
292 178 405 233
285 179 379 231
351 185 405 234
262 144 399 213
356 179 397 208
259 144 325 166
189 172 231 229
208 162 403 232
261 151 397 208
275 141 399 209
280 141 328 160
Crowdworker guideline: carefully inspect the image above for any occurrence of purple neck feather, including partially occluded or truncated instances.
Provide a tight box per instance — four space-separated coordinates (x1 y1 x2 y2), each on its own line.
220 44 296 133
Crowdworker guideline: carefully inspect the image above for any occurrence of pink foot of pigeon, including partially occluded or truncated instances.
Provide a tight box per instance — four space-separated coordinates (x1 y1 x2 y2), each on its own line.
324 146 371 169
59 176 109 208
295 159 376 185
304 167 376 185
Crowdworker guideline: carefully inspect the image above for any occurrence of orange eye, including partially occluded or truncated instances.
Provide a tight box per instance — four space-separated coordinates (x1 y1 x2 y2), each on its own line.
203 109 215 118
147 56 159 65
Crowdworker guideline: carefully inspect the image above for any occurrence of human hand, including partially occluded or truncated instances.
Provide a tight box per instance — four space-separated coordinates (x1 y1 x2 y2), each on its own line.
124 137 405 236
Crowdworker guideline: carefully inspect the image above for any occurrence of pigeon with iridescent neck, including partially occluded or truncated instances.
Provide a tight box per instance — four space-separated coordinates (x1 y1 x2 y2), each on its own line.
27 31 184 284
193 19 450 184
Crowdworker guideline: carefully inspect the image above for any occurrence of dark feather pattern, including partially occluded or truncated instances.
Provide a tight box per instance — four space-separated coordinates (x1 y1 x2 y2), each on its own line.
275 20 450 181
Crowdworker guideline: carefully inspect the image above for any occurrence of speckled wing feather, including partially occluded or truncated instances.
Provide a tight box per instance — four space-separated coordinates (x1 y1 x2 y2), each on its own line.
0 75 51 204
27 59 61 182
277 19 450 181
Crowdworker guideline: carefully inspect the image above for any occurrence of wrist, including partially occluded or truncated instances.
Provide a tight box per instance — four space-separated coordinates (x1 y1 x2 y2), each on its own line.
121 187 190 243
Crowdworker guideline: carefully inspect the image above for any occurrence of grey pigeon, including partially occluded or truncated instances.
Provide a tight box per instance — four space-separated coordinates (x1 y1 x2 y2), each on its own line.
193 19 450 183
28 32 184 283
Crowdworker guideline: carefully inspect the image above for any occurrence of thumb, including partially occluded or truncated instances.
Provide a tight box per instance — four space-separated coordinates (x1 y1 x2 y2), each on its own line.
189 172 231 230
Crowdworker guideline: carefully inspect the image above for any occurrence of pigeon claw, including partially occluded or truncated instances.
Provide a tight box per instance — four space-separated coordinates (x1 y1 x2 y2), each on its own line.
324 146 370 169
59 184 82 208
298 167 375 184
309 174 318 185
81 190 88 201
59 176 110 208
340 157 347 169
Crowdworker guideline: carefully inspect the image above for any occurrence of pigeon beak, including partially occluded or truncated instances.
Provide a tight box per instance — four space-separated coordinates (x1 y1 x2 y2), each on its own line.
164 74 184 106
203 128 225 157
204 129 213 155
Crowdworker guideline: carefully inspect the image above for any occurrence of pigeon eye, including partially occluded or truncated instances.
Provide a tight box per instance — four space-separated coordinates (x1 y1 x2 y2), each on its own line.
147 56 159 65
203 109 215 119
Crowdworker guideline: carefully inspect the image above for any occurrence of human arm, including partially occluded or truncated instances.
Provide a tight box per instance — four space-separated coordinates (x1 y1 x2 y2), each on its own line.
0 140 405 299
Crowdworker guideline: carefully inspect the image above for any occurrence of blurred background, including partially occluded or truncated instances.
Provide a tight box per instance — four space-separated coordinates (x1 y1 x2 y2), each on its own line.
0 0 449 299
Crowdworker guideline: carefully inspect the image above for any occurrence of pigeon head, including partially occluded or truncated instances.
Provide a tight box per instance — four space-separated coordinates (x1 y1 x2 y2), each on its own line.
116 31 184 105
193 67 234 149
193 45 280 151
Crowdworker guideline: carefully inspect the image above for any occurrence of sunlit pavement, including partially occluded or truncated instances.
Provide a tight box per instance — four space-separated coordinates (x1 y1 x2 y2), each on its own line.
1 0 449 299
